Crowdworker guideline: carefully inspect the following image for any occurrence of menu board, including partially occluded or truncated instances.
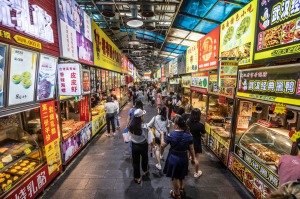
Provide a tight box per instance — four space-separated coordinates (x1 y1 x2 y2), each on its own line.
92 20 121 72
90 67 96 93
0 44 7 107
208 74 218 93
198 26 220 70
177 54 186 75
219 0 258 65
218 60 238 88
254 0 300 61
186 42 198 73
37 54 58 101
0 0 60 56
8 47 38 105
169 78 181 84
57 63 82 96
82 69 90 94
168 61 173 78
182 76 191 88
191 72 209 89
237 65 300 106
58 0 93 64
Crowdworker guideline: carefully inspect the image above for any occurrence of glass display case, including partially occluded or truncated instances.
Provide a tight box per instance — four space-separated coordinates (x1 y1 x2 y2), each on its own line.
0 118 42 195
191 92 207 123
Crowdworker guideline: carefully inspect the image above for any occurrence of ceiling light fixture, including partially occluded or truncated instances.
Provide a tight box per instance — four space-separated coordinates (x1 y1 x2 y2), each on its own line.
101 0 115 17
109 13 120 30
141 0 155 17
128 32 140 45
127 5 143 28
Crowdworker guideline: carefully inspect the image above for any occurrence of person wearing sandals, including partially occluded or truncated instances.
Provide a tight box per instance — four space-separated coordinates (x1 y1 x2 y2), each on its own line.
186 108 206 178
147 106 169 170
128 109 149 184
160 116 198 199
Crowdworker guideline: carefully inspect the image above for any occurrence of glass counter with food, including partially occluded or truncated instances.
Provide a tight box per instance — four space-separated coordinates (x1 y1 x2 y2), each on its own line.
191 91 207 123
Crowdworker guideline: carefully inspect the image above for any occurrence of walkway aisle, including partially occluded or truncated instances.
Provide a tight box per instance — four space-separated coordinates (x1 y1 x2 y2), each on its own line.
41 102 253 199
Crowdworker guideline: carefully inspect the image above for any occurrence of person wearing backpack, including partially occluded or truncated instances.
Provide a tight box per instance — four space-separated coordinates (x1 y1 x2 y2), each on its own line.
128 108 150 184
186 108 206 178
147 107 169 170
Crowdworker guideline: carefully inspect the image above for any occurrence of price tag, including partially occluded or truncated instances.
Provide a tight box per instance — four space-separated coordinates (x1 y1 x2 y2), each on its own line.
24 148 31 155
205 122 211 134
29 166 34 172
0 161 3 169
4 183 12 192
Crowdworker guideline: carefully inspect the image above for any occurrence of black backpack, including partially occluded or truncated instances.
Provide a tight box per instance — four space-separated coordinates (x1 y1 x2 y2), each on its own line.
128 117 142 136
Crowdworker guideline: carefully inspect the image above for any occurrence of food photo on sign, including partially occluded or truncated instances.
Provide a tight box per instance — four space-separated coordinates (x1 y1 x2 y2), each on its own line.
0 44 7 107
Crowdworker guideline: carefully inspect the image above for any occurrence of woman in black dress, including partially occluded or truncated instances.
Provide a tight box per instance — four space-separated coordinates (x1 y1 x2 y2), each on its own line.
160 116 198 198
186 108 206 178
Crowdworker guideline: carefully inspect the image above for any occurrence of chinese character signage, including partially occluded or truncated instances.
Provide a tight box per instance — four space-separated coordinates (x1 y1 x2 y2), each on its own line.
92 20 121 72
80 95 90 122
121 54 129 74
58 63 82 96
219 60 238 88
37 54 58 101
220 0 258 65
44 139 61 175
156 68 161 79
172 59 178 75
169 78 181 84
186 42 198 73
58 0 93 64
161 65 165 77
0 0 60 56
209 74 218 93
169 61 173 78
182 76 191 88
191 72 209 90
0 44 7 107
237 65 300 106
177 54 186 75
198 26 220 70
254 0 300 61
82 69 90 94
8 47 38 105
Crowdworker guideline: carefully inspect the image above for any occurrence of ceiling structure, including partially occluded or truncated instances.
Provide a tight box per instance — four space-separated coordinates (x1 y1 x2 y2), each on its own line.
77 0 252 74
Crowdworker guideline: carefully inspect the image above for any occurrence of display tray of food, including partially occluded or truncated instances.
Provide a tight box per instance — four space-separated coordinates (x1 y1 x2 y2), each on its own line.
212 128 230 138
0 172 20 193
62 121 86 140
27 119 41 128
240 142 280 164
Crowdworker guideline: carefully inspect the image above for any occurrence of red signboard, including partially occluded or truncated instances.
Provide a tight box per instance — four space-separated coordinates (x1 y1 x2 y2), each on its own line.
121 53 128 74
40 101 58 146
0 0 59 57
161 65 165 77
80 95 90 122
198 26 220 70
5 164 61 199
82 70 91 94
190 86 207 94
161 77 167 82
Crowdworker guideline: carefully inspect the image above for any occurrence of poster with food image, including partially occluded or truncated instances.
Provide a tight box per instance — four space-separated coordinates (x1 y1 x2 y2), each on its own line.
186 42 198 73
239 101 253 117
255 0 300 61
218 60 238 88
9 48 38 105
182 76 191 88
0 44 7 108
219 0 257 65
37 54 58 101
82 69 90 94
192 72 209 89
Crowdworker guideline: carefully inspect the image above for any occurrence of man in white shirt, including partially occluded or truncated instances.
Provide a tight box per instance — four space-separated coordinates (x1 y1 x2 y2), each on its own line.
112 96 120 129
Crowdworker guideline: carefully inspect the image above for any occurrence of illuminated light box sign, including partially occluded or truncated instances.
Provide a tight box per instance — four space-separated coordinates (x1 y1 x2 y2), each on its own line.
186 42 198 73
57 63 82 96
182 76 192 88
237 65 300 106
0 0 59 56
218 60 238 88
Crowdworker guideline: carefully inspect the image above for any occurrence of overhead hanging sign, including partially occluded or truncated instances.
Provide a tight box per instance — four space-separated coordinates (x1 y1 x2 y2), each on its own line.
198 26 220 70
168 61 173 77
219 0 258 65
157 68 161 79
254 0 300 61
161 65 165 77
237 65 300 106
0 44 7 108
58 63 82 96
0 0 59 56
177 54 186 75
218 60 238 88
191 72 209 89
186 42 198 73
58 0 93 64
172 59 178 75
182 76 191 88
92 20 121 72
169 78 181 84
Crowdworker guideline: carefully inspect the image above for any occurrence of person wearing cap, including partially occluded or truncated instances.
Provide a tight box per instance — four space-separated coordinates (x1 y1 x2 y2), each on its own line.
277 138 300 187
128 108 149 184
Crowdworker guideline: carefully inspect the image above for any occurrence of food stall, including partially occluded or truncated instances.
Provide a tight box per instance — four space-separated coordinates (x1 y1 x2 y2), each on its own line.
181 75 191 102
228 64 300 198
168 78 181 94
204 60 238 166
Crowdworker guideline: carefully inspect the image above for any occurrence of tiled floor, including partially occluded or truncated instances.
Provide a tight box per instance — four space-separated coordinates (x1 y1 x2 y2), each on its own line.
41 101 254 199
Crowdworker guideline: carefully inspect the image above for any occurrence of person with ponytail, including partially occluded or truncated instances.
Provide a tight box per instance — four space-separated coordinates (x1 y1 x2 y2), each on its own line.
160 116 198 199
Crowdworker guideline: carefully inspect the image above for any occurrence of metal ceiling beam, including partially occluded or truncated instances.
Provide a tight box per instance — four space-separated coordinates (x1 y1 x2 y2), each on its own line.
177 12 221 25
87 10 177 14
94 19 173 23
95 1 180 6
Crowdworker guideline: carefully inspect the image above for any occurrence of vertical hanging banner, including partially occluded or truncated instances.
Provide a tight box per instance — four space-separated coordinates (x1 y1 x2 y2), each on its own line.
218 60 238 88
219 0 258 65
186 42 198 73
58 63 82 96
177 54 186 75
82 69 91 94
172 59 178 75
157 68 161 79
80 95 90 122
0 0 60 56
57 0 93 64
0 44 7 107
161 65 165 77
92 20 121 72
169 61 173 78
198 26 220 70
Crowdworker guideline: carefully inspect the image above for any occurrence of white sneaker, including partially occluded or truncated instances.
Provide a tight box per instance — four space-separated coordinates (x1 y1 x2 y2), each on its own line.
194 170 203 178
113 133 116 136
155 164 162 170
160 155 163 160
106 133 110 137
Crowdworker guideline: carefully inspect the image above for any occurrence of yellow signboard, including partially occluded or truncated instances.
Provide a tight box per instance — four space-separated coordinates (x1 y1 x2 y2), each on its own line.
13 35 42 49
219 0 257 65
44 138 62 175
186 42 198 73
92 20 122 72
182 76 191 88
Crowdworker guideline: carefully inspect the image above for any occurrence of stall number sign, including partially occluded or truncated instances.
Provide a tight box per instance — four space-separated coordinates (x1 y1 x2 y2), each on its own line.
58 63 82 96
235 145 279 188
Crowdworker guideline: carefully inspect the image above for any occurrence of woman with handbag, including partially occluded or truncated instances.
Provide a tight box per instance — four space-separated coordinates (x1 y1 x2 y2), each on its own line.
160 116 198 199
104 97 118 137
128 109 153 184
147 106 169 170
